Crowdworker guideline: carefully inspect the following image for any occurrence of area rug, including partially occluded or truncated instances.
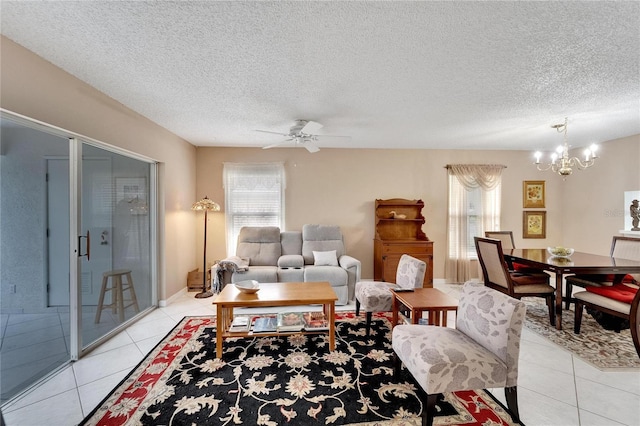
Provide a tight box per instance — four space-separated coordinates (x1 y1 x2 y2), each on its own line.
81 312 521 425
523 298 640 370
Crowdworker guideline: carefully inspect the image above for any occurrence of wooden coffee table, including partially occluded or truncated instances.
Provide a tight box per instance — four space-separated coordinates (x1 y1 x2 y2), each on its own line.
391 287 459 327
213 281 338 358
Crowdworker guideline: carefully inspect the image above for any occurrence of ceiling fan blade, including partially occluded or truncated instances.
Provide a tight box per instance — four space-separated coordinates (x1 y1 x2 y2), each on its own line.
255 129 289 136
263 139 293 150
300 120 323 134
303 141 320 153
313 134 351 139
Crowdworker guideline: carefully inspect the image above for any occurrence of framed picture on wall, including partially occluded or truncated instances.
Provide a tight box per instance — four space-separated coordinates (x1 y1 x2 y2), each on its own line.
523 211 546 239
116 177 146 202
523 180 545 208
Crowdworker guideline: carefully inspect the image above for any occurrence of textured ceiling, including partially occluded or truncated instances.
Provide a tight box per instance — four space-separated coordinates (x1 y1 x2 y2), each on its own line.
1 1 639 152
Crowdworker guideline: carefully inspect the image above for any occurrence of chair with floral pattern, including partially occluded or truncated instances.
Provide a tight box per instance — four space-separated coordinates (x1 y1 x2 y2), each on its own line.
392 281 526 426
354 254 426 336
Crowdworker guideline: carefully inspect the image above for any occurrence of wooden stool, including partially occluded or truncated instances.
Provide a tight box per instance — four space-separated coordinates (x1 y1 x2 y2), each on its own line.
95 269 140 323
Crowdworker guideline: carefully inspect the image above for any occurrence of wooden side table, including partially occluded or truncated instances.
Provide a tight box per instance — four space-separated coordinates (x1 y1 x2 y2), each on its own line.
391 288 458 327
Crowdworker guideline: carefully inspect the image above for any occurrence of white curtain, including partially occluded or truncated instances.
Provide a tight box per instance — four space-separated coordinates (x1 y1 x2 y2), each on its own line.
445 164 504 283
223 162 285 256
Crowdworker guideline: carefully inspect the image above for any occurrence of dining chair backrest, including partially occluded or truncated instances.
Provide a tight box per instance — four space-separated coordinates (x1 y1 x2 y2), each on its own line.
474 237 513 293
611 236 640 282
485 231 516 250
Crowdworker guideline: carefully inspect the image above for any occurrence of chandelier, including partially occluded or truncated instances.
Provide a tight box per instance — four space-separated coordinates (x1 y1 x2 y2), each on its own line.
534 118 598 177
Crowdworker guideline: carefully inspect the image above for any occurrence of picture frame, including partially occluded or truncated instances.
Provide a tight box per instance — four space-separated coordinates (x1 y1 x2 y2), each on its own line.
523 211 546 239
116 177 146 203
523 180 545 208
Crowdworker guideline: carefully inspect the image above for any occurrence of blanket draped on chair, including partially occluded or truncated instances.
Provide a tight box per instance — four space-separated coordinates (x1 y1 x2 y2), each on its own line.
212 256 249 293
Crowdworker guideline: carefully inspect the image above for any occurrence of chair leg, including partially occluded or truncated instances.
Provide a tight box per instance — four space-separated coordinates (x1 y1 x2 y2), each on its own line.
546 295 556 326
393 352 401 378
505 386 520 423
355 299 361 316
365 312 372 336
565 281 573 310
422 393 438 426
574 301 584 334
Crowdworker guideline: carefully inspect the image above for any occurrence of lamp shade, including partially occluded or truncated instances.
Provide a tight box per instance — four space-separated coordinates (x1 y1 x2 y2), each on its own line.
191 196 221 212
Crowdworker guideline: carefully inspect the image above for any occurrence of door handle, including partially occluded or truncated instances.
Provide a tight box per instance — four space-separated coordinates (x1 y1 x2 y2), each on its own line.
78 230 90 261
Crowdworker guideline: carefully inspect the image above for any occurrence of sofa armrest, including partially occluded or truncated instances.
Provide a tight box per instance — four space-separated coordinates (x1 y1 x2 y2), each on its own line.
339 255 361 302
278 254 304 268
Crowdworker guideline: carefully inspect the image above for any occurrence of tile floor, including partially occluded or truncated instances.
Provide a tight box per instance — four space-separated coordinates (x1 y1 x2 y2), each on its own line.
2 282 639 426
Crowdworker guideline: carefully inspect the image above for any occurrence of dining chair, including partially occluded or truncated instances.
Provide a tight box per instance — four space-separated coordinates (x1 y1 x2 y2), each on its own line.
573 281 640 358
355 254 426 336
475 236 556 325
392 281 527 426
565 236 640 309
485 230 549 277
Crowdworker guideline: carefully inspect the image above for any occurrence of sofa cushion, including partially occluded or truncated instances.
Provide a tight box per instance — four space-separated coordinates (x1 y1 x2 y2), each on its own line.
302 224 345 265
304 266 347 287
281 231 302 256
313 250 339 266
236 226 281 266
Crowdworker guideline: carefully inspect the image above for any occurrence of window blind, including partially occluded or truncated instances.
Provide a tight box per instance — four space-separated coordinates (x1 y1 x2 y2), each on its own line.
223 162 285 255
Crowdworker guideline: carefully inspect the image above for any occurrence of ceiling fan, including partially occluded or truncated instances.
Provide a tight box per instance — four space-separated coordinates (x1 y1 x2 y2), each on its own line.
256 120 349 153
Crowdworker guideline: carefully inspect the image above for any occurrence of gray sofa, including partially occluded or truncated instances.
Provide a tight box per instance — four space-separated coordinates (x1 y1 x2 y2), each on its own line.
217 224 361 305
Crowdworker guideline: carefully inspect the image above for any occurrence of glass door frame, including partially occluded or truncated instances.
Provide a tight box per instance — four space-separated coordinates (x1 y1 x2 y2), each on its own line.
71 138 159 359
1 109 159 362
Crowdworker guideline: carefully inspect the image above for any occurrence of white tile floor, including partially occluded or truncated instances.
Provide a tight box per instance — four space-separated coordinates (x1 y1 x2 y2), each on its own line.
2 282 639 426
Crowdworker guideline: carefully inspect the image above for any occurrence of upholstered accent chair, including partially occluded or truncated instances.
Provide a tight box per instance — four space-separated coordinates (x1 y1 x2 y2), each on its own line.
354 254 426 336
475 236 556 326
392 281 526 426
565 236 640 309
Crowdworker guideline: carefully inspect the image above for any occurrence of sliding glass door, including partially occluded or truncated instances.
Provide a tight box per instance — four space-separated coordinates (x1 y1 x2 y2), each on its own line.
0 112 157 403
76 143 155 352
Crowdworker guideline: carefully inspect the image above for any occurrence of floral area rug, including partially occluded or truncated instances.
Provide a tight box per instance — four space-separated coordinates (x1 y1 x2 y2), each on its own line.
81 312 521 426
523 298 640 370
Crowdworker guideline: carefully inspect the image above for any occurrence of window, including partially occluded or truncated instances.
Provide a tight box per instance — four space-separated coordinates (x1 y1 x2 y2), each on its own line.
445 164 503 283
223 163 285 255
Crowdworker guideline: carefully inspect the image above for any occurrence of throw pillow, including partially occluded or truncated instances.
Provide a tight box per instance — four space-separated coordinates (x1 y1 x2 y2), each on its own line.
313 250 339 266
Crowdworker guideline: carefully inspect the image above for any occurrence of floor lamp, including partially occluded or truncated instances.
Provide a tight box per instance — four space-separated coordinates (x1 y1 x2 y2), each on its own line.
191 196 221 298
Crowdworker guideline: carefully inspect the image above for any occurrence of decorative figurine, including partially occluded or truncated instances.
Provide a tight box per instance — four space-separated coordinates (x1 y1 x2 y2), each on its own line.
389 210 407 219
631 199 640 231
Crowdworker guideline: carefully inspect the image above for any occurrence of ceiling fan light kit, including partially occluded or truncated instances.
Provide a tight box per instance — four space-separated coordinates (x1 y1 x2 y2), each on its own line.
256 120 350 153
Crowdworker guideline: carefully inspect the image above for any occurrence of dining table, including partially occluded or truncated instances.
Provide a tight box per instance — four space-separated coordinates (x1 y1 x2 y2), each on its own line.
504 248 640 330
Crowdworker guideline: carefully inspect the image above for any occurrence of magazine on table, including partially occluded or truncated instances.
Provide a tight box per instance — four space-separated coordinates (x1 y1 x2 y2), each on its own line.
252 316 277 333
277 312 307 331
303 311 329 331
229 315 251 332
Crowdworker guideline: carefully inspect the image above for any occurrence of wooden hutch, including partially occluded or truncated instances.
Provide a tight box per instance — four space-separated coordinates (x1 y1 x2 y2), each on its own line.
373 198 433 287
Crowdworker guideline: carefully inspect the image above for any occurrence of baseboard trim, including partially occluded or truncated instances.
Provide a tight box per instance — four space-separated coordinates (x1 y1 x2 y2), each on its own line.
159 286 188 307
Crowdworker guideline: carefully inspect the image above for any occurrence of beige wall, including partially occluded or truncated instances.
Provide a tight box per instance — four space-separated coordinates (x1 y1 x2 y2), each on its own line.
198 136 639 280
1 36 198 300
197 141 640 281
561 135 640 254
